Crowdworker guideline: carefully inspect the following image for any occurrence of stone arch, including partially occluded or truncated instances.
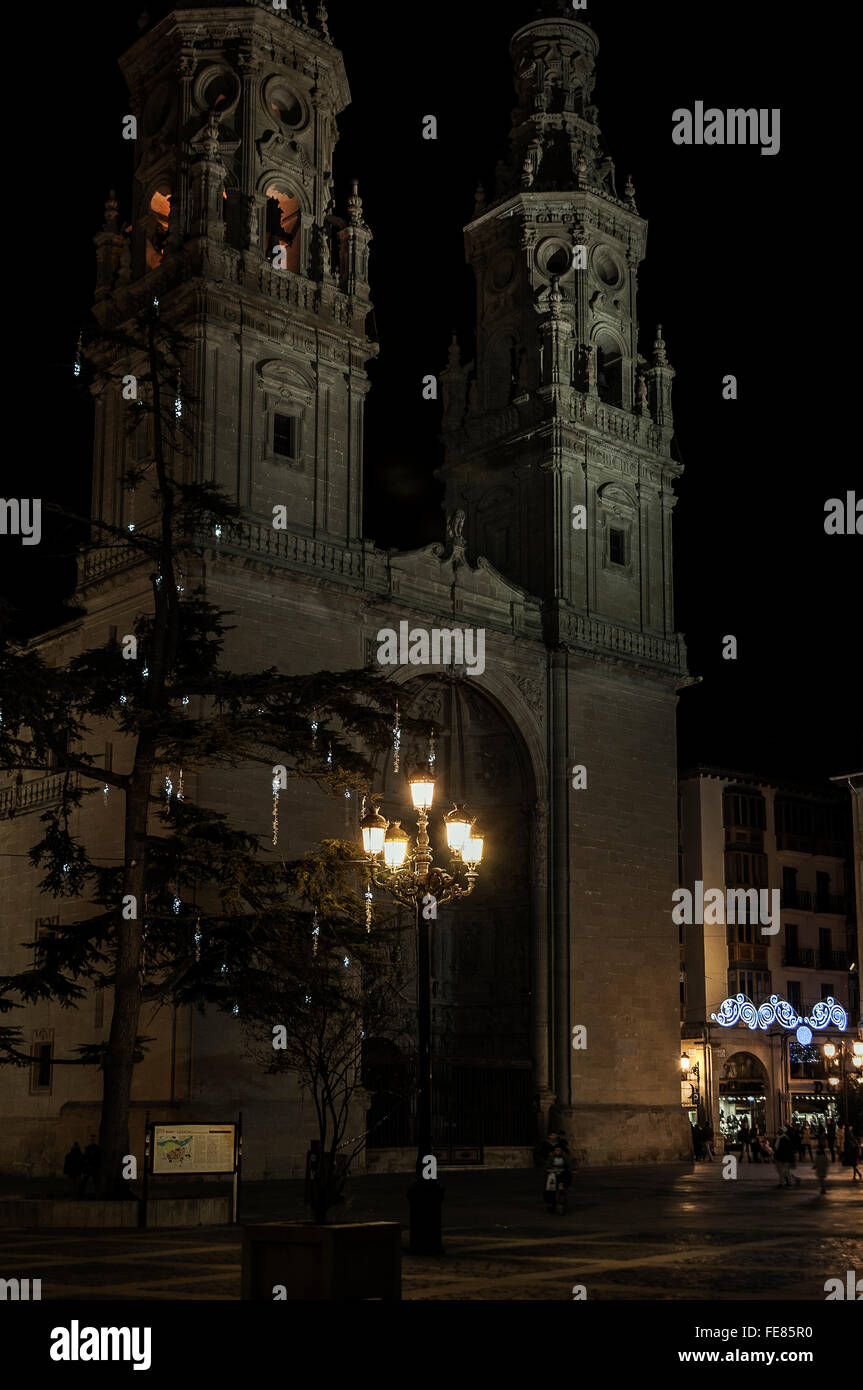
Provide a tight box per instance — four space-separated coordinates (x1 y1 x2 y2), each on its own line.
718 1050 771 1141
367 672 543 1146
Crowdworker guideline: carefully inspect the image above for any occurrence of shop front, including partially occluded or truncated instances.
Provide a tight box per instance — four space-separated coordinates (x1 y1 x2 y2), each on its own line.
718 1051 769 1148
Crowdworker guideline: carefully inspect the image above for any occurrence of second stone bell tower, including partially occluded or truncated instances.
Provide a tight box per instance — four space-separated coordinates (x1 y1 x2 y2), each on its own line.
90 0 374 553
440 4 680 654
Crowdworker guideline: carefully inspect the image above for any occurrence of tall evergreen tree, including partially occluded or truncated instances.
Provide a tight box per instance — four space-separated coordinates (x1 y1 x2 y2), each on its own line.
0 305 426 1196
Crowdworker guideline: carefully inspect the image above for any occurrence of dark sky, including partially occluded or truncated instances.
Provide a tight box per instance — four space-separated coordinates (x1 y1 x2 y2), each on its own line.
4 1 860 783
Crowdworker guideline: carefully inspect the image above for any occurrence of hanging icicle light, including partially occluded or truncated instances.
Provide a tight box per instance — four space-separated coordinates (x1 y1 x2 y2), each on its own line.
343 955 350 969
174 371 182 420
364 884 373 934
310 708 319 748
232 1004 239 1016
73 329 82 378
312 909 320 956
326 744 333 765
392 699 401 774
344 787 352 829
214 524 222 540
165 775 173 800
194 916 202 962
428 727 436 771
172 896 182 915
103 783 109 800
272 773 280 847
177 769 184 800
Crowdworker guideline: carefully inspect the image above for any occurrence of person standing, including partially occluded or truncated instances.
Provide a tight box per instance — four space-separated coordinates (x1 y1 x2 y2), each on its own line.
801 1120 813 1160
63 1142 84 1195
774 1129 801 1187
739 1118 751 1162
843 1129 861 1182
79 1136 101 1197
826 1118 837 1162
750 1124 762 1164
812 1142 830 1194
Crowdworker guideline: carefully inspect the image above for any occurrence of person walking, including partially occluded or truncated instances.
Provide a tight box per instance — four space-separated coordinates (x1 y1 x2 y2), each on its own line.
812 1142 830 1194
63 1142 84 1195
826 1118 837 1162
774 1129 801 1187
738 1119 751 1162
750 1124 762 1164
843 1129 861 1182
702 1122 715 1162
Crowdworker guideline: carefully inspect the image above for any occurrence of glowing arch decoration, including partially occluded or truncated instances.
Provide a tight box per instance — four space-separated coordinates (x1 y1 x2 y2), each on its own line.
710 994 847 1033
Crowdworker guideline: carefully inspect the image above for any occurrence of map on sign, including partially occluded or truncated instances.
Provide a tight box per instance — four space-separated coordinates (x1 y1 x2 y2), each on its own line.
151 1124 236 1175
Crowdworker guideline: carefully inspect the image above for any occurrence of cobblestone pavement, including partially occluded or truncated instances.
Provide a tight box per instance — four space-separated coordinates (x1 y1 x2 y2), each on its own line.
1 1162 860 1300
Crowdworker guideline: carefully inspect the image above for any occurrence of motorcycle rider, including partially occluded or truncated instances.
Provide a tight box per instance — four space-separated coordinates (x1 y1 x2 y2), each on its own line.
544 1143 574 1205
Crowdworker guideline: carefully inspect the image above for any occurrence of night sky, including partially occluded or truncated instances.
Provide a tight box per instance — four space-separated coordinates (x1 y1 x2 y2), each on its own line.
5 0 860 784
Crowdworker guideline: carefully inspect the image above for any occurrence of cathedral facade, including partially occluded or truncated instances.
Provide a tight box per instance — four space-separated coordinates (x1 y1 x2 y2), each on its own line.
0 0 692 1176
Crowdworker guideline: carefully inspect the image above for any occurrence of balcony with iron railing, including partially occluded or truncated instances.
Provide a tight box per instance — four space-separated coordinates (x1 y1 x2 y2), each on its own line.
0 772 79 817
817 950 850 972
781 947 815 969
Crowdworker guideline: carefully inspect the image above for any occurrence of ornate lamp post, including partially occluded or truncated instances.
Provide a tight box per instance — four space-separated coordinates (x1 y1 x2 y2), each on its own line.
360 773 484 1254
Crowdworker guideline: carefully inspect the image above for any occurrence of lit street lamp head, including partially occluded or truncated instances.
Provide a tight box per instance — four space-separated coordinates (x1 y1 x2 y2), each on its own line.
444 803 472 853
383 820 410 871
409 770 436 811
360 799 388 857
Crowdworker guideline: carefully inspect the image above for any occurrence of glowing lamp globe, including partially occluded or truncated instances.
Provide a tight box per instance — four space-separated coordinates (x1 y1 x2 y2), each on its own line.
823 1043 837 1059
444 804 472 853
462 825 484 866
409 773 436 811
680 1054 691 1073
360 803 388 857
383 820 410 870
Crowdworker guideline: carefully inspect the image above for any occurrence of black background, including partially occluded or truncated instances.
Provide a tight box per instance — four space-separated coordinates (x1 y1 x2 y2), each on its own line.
4 0 860 783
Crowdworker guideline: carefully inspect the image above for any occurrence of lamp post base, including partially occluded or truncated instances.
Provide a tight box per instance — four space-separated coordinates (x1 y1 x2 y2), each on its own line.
407 1178 444 1255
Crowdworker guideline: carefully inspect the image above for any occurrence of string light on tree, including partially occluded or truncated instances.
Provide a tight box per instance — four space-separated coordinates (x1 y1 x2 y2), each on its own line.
392 700 401 774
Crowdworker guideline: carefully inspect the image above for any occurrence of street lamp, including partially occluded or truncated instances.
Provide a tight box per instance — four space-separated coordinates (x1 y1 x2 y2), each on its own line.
680 1052 700 1112
360 776 484 1254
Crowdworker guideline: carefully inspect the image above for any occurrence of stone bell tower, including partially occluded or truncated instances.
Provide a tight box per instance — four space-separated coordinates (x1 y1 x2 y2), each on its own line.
440 1 692 1162
439 3 680 651
89 0 374 554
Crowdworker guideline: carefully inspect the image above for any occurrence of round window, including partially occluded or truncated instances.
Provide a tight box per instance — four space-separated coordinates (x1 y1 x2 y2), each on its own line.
593 245 622 287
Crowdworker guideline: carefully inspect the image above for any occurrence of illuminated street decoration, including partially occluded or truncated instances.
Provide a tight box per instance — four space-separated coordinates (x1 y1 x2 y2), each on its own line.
711 994 847 1032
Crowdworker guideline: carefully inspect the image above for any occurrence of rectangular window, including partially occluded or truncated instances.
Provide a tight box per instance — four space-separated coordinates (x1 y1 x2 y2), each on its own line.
30 1041 53 1094
787 980 802 1010
273 413 298 460
608 528 626 567
33 917 59 969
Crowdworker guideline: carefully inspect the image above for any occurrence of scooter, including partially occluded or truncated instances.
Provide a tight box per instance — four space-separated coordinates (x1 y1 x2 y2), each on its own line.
544 1169 568 1215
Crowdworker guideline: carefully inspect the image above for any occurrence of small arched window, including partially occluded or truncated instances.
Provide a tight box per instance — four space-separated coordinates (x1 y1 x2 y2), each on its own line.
595 332 623 408
265 187 301 273
145 187 171 269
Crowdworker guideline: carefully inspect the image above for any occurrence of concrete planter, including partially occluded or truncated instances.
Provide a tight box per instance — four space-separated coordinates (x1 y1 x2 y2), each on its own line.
242 1221 401 1300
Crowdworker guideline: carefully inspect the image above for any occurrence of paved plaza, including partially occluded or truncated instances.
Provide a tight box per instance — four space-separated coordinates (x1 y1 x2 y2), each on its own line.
1 1161 860 1301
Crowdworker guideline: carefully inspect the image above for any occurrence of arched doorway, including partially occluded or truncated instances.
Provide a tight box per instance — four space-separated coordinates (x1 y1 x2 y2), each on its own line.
367 674 537 1150
718 1051 769 1144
